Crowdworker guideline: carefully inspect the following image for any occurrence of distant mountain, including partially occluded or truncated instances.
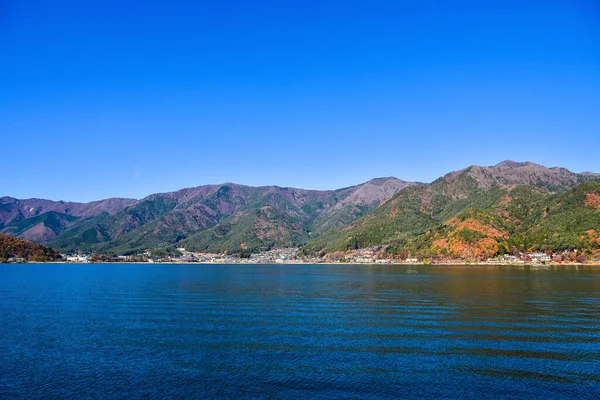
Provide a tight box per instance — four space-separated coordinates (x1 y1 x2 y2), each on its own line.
0 232 63 262
0 196 139 223
2 178 413 254
180 178 416 254
456 160 594 191
2 211 79 243
0 197 138 242
305 161 600 256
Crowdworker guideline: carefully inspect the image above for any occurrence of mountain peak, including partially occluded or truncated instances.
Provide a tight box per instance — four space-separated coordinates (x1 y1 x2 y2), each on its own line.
459 160 600 193
583 172 600 177
494 160 538 168
365 177 401 185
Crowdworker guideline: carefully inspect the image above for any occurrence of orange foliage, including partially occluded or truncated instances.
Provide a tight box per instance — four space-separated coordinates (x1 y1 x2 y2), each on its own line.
582 229 600 246
446 217 460 226
499 195 513 205
449 218 506 239
432 238 448 249
0 233 62 261
432 236 500 260
584 192 600 210
449 237 499 259
430 217 507 260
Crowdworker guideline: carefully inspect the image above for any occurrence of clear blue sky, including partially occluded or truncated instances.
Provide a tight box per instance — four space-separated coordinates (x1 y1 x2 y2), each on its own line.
1 0 599 202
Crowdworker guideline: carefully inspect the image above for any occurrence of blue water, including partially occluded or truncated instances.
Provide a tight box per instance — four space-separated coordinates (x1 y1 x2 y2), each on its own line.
1 264 599 399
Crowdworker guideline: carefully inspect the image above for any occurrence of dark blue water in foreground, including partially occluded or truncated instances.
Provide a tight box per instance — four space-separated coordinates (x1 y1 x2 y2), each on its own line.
1 264 599 399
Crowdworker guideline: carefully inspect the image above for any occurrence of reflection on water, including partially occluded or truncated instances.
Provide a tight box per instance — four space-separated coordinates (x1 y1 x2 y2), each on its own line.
0 264 599 398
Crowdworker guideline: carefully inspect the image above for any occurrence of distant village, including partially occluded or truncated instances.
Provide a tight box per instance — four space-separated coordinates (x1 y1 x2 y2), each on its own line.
59 247 600 265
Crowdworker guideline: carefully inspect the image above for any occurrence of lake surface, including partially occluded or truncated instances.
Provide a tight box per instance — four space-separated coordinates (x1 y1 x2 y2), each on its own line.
1 264 599 399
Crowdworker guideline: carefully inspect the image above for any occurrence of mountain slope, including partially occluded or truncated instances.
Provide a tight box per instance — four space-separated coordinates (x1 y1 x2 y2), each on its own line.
386 182 600 260
305 161 600 253
0 196 138 225
2 211 79 243
45 178 414 254
4 161 598 257
0 197 138 242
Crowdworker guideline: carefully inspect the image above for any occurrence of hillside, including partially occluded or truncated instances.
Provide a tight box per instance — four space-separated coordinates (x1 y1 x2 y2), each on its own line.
305 161 600 255
9 178 413 254
380 182 600 261
3 161 599 259
0 233 63 262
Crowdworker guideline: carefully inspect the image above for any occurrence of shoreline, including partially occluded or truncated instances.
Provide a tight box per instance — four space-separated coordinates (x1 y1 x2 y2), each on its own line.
3 261 600 267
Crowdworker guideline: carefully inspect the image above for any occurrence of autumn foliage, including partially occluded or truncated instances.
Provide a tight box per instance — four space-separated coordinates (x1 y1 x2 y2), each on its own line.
584 192 600 210
0 233 63 262
430 217 507 260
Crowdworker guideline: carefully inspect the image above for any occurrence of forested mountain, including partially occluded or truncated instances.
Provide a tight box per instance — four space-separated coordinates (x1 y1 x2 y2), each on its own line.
305 161 600 260
2 178 413 254
3 161 600 260
383 183 600 260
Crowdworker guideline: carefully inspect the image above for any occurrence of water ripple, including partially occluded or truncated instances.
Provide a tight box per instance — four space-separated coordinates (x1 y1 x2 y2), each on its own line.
1 263 600 399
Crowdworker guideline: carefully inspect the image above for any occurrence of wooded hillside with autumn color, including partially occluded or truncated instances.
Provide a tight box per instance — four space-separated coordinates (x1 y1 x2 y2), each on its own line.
0 233 63 262
305 162 600 262
3 161 600 261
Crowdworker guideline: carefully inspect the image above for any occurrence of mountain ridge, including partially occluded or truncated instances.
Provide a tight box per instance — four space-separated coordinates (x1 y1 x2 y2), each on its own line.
2 177 414 254
303 161 600 254
2 161 600 258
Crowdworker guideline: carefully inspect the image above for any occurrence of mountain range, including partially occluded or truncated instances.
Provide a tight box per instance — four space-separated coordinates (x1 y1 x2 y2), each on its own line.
1 177 413 255
2 161 600 260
